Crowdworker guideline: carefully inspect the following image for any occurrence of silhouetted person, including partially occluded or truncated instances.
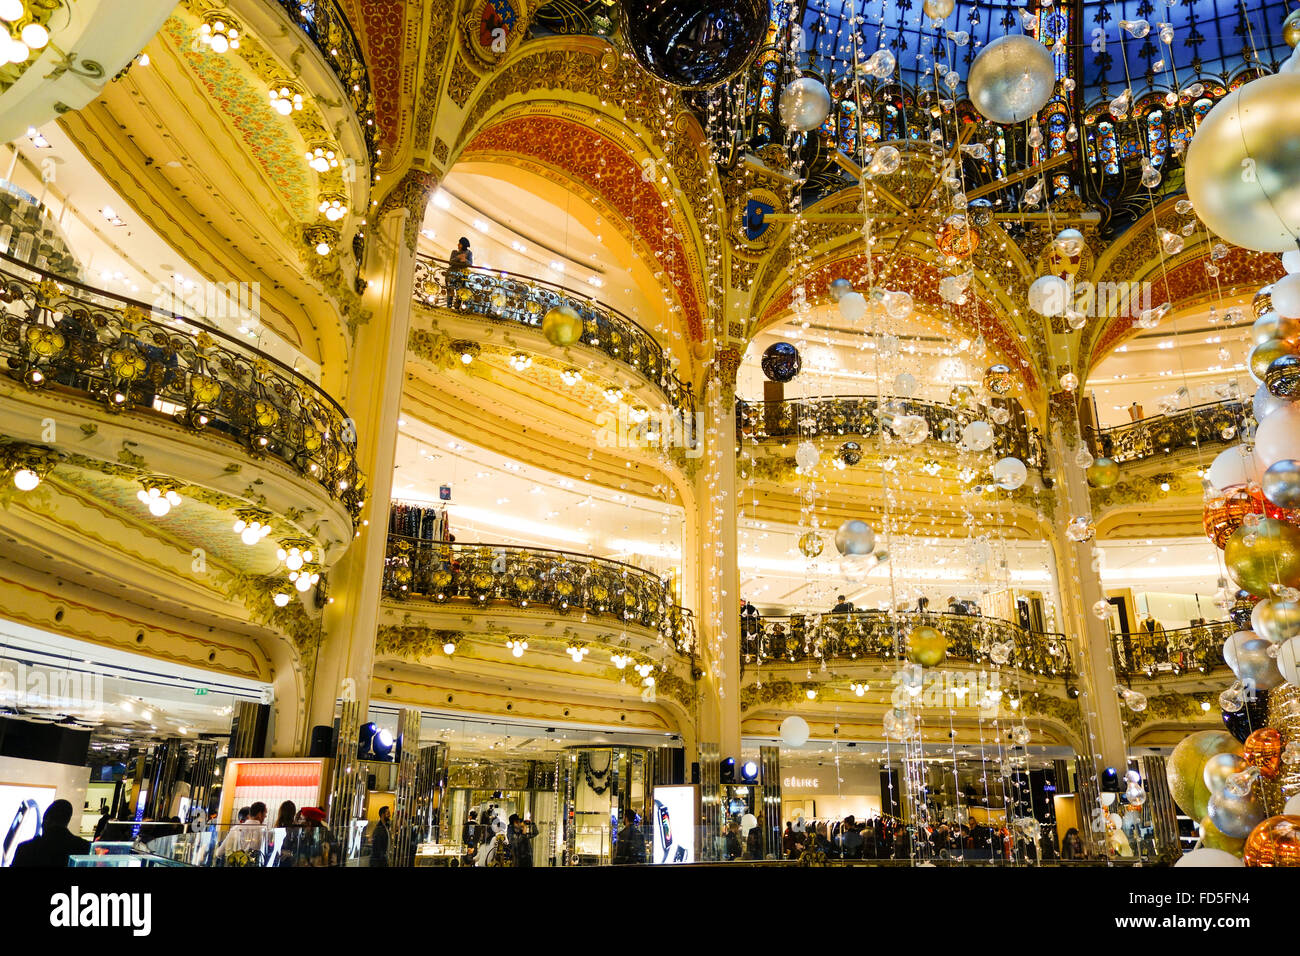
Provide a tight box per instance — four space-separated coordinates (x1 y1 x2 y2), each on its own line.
11 800 90 867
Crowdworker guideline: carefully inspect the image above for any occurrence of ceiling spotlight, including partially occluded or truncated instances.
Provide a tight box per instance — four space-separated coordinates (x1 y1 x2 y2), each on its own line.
806 688 818 700
25 127 49 148
442 637 458 655
740 760 759 782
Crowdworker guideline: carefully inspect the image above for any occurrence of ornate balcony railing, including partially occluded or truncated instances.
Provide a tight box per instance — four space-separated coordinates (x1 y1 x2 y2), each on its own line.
1111 620 1233 680
742 610 1073 678
275 0 376 165
1085 399 1248 465
0 252 364 517
737 395 1044 467
412 256 695 419
381 534 697 657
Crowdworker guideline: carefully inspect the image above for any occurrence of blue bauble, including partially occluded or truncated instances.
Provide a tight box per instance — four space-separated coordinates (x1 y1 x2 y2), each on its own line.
761 342 802 383
619 0 767 89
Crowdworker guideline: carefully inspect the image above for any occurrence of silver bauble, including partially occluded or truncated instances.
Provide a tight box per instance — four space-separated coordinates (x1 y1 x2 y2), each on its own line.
1263 458 1300 509
1207 789 1266 838
967 34 1056 125
1203 752 1247 796
1028 274 1071 316
780 76 832 132
1223 631 1285 690
1251 597 1300 644
835 519 876 556
1254 383 1292 424
1185 72 1300 252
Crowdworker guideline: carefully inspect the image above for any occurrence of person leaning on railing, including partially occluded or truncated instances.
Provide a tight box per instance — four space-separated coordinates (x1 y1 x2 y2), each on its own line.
444 237 473 309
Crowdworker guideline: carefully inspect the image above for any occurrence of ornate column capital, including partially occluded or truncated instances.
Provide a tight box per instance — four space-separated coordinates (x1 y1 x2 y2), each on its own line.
375 168 440 252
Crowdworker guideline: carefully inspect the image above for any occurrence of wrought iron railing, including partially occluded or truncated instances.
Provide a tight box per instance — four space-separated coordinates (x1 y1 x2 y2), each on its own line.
275 0 376 165
381 534 697 656
1085 400 1248 465
737 395 1044 467
742 610 1073 678
412 256 695 419
1111 620 1233 680
0 252 364 517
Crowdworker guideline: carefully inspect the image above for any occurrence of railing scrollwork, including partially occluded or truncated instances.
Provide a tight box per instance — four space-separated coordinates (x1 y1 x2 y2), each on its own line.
382 534 697 657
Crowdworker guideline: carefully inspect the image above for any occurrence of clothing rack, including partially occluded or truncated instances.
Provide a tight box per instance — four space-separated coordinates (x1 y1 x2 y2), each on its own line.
388 500 450 542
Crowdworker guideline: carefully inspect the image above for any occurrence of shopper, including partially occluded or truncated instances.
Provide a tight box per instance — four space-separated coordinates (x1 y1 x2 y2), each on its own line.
463 809 481 863
507 813 538 868
270 801 297 867
370 805 391 867
744 818 763 860
10 800 90 867
612 808 646 864
296 806 338 866
216 801 268 866
831 594 854 614
839 816 863 859
449 236 473 270
724 820 743 861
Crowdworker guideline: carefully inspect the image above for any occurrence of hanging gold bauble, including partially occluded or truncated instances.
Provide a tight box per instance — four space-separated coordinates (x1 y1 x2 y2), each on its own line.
1085 457 1119 488
542 304 584 347
1250 338 1295 381
907 625 947 667
1202 489 1265 550
1045 228 1085 280
1285 9 1300 49
1224 517 1300 596
1166 730 1240 818
797 531 824 558
1184 74 1300 252
982 364 1014 395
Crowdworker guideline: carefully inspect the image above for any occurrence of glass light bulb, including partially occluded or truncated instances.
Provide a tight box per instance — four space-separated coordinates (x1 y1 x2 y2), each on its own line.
285 551 303 571
12 468 39 491
209 33 229 53
0 0 23 21
512 645 523 657
443 642 456 654
20 23 47 49
240 527 260 546
148 498 170 516
273 593 290 607
295 575 312 592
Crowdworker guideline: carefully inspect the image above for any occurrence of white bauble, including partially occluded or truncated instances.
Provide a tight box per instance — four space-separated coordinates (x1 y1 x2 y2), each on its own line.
1278 634 1300 685
1284 249 1300 274
1254 383 1291 424
1028 274 1071 316
1271 272 1300 318
1208 445 1262 491
1175 848 1244 867
961 420 994 451
992 456 1027 490
967 34 1056 125
1255 403 1300 473
779 715 810 747
838 291 867 321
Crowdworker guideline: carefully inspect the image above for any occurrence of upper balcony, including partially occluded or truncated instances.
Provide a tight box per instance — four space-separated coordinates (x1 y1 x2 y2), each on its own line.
0 251 364 517
737 394 1045 467
380 534 696 659
412 256 696 422
743 609 1074 680
1110 620 1233 680
1085 399 1249 465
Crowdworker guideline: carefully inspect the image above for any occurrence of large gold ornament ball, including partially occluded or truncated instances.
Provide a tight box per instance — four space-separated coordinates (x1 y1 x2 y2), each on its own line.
982 363 1014 395
542 304 584 347
1167 730 1241 818
1250 338 1295 382
1185 73 1300 252
1285 9 1300 49
1086 457 1120 488
797 530 824 559
1224 517 1300 597
908 625 947 667
1199 814 1246 855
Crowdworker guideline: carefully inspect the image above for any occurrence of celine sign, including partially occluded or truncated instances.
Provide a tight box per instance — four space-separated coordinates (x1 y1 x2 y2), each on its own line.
782 776 820 789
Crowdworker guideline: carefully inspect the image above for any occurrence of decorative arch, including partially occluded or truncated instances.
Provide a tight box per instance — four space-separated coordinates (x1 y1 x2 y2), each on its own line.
458 112 709 343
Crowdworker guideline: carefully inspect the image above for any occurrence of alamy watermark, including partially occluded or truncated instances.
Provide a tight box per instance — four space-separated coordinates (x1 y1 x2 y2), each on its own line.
0 660 104 715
